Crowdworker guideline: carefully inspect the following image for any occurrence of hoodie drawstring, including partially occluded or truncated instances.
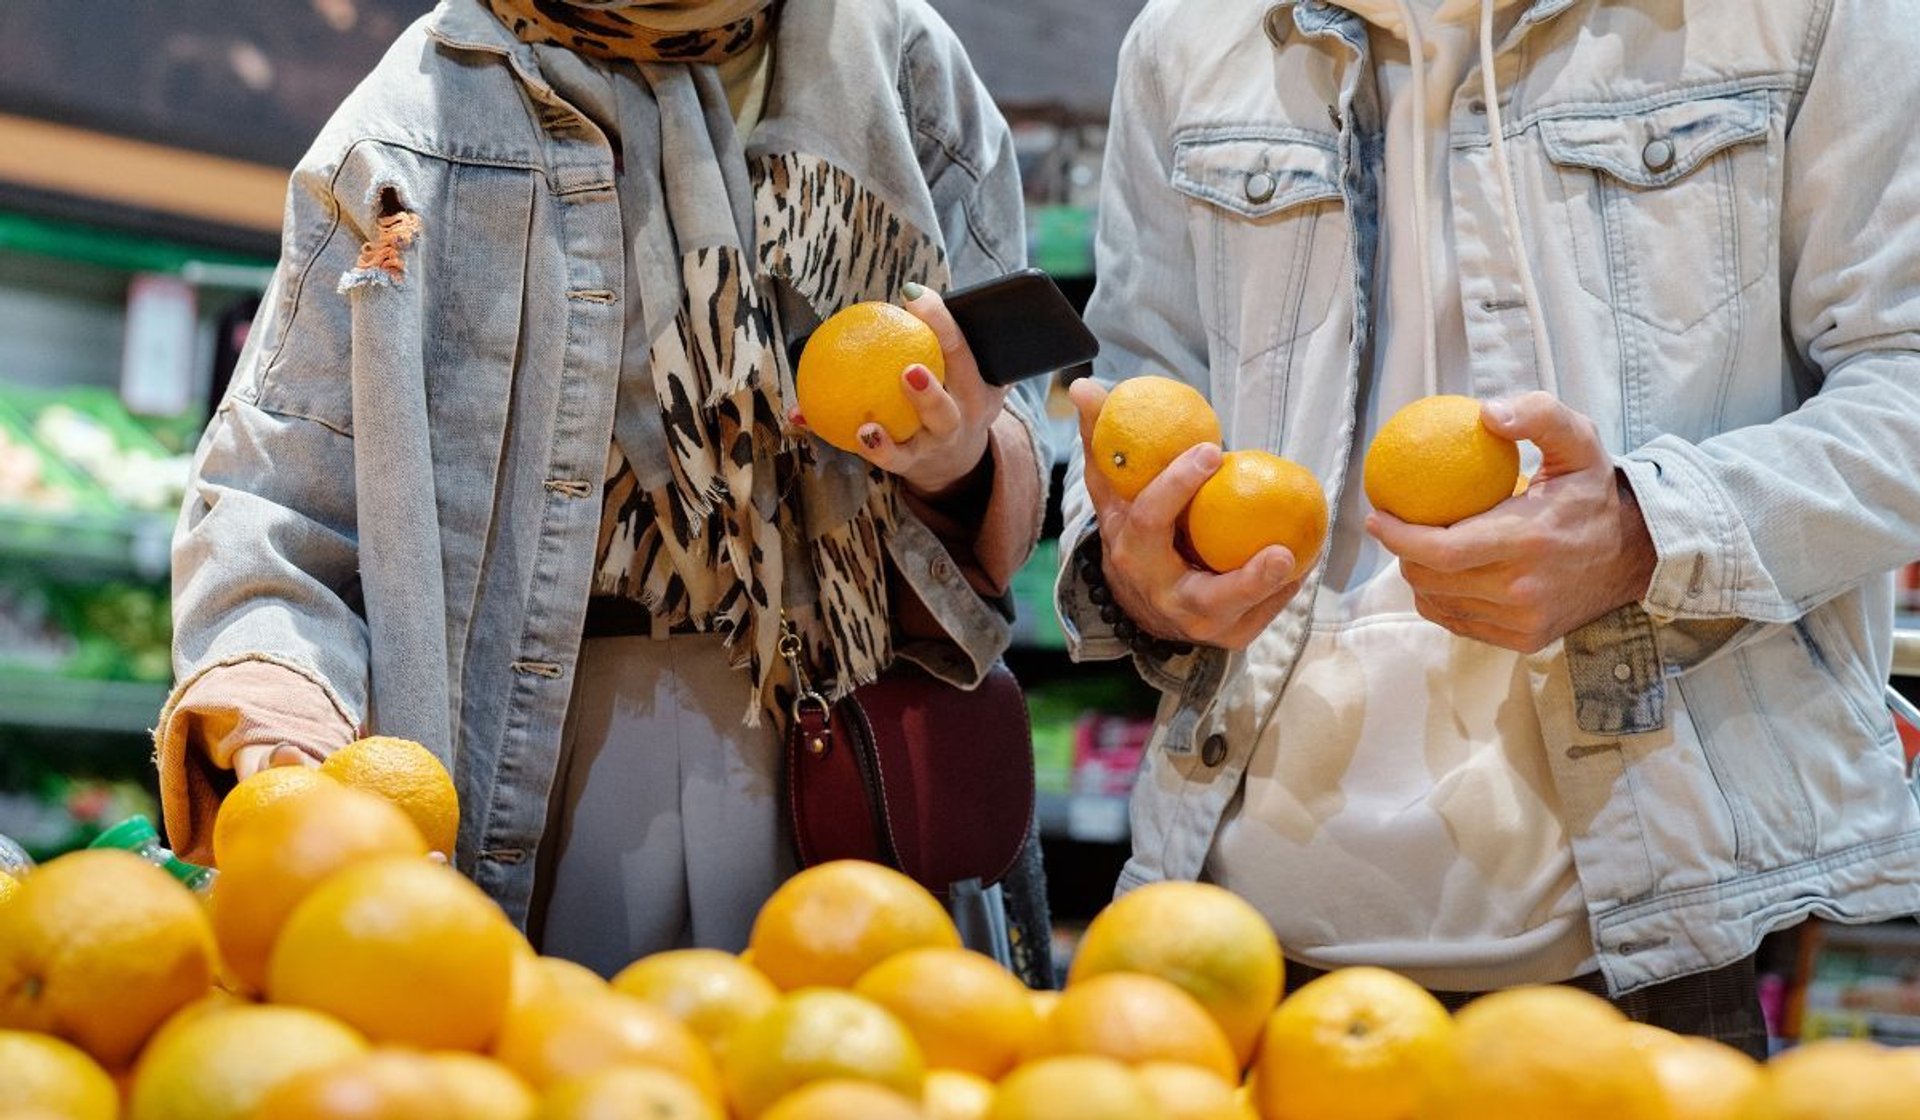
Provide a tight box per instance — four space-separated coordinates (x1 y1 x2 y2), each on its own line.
1393 0 1442 400
1383 0 1558 399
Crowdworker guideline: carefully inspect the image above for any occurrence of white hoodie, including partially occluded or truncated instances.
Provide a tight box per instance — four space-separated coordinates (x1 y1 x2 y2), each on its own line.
1203 0 1594 991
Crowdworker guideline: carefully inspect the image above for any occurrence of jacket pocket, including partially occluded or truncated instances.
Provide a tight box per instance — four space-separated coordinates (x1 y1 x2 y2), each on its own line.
1170 127 1346 358
1540 90 1773 335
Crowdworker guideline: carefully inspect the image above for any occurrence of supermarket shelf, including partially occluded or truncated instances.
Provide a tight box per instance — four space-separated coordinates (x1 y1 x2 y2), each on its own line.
1037 791 1129 844
0 674 167 734
0 507 173 581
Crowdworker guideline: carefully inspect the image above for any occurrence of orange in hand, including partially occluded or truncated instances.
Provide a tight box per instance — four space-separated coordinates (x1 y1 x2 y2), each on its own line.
1182 449 1327 574
1089 376 1222 501
796 302 946 453
1364 395 1520 527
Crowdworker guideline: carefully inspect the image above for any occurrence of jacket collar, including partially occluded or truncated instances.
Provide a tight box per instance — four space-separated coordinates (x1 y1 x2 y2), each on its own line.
424 0 561 102
1289 0 1577 36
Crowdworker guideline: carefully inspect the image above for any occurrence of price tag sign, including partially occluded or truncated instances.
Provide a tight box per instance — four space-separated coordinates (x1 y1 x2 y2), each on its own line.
121 274 198 417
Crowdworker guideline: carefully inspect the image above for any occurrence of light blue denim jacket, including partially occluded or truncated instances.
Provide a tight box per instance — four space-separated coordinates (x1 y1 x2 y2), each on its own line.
166 0 1045 925
1061 0 1920 992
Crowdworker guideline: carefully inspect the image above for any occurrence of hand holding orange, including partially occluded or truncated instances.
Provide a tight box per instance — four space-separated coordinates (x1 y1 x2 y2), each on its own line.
795 301 947 454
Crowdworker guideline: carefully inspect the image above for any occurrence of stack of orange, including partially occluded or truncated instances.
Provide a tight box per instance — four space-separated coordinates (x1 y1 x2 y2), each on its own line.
3 733 1915 1120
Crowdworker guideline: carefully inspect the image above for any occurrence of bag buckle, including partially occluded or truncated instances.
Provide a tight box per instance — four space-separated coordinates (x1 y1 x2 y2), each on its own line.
780 614 832 752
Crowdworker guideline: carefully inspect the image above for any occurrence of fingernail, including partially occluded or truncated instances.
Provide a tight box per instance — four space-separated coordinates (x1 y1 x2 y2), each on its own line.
905 365 931 392
1195 443 1223 469
1485 400 1515 426
902 281 927 300
789 410 807 427
861 428 883 450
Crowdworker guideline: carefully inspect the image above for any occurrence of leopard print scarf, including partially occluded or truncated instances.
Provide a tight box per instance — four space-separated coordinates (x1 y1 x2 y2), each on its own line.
484 0 776 63
492 4 943 725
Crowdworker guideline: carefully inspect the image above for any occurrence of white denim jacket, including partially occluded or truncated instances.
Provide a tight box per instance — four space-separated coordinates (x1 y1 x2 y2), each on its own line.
1060 0 1920 993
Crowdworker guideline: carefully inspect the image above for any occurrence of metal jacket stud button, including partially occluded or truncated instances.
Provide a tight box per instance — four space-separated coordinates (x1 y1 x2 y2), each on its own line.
1642 137 1676 173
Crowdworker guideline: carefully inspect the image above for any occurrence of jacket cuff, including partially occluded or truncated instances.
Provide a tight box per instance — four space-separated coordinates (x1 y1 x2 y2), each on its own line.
153 656 359 863
899 408 1048 596
1618 450 1740 621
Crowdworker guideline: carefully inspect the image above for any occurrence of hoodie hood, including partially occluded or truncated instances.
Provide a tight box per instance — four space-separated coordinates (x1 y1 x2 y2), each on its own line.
1326 0 1531 42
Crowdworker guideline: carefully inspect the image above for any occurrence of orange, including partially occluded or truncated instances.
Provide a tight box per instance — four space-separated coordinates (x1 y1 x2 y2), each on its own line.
492 990 721 1097
719 988 925 1119
211 780 426 992
795 302 946 453
1133 1062 1252 1120
430 1052 538 1120
0 848 217 1068
747 860 961 991
986 1056 1167 1120
268 856 518 1051
763 1079 927 1120
923 1069 995 1120
1425 986 1667 1120
0 1030 119 1120
1363 395 1520 527
535 1065 721 1120
1182 450 1328 574
321 736 462 857
513 950 608 1010
128 1003 368 1120
1067 881 1282 1069
1030 972 1237 1082
1621 1024 1760 1120
0 868 19 908
612 948 779 1051
1089 376 1222 501
254 1048 457 1120
1252 966 1454 1120
853 947 1040 1079
1743 1039 1920 1120
210 764 337 867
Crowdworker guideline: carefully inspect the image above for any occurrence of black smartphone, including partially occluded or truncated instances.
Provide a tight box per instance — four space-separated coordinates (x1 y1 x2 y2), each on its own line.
944 268 1101 387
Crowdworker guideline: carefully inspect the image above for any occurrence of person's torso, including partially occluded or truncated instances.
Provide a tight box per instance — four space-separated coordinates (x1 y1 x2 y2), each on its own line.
1106 0 1920 989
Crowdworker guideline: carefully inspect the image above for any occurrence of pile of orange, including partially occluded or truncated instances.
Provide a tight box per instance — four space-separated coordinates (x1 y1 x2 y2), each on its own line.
4 734 1917 1119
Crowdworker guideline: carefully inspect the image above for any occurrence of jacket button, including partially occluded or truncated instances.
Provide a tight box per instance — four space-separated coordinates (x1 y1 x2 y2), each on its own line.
1246 172 1277 204
1613 662 1633 683
1642 137 1676 173
1201 733 1228 767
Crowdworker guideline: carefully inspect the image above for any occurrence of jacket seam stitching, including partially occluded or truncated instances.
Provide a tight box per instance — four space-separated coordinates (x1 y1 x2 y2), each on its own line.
1596 832 1920 925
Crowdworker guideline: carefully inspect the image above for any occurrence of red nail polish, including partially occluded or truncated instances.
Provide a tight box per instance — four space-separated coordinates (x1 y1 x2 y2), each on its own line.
862 429 883 450
905 366 931 392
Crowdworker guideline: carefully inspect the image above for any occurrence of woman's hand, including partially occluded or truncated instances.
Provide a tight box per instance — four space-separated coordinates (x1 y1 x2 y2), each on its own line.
1070 378 1302 650
794 284 1009 499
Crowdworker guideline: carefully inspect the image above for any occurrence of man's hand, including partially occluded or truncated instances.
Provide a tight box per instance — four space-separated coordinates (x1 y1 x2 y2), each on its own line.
1368 391 1657 653
793 284 1009 501
1070 378 1301 650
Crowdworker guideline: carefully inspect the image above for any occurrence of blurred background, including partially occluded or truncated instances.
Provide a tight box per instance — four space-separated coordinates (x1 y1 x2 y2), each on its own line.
2 0 1915 1035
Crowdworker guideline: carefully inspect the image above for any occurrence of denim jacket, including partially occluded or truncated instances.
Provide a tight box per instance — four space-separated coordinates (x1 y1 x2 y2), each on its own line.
165 0 1045 925
1061 0 1920 992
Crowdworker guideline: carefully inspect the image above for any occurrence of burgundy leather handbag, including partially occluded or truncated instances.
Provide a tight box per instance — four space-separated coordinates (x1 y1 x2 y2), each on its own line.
782 633 1035 898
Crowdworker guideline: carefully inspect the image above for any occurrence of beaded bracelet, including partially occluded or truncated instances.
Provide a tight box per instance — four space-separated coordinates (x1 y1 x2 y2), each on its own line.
1074 532 1196 661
